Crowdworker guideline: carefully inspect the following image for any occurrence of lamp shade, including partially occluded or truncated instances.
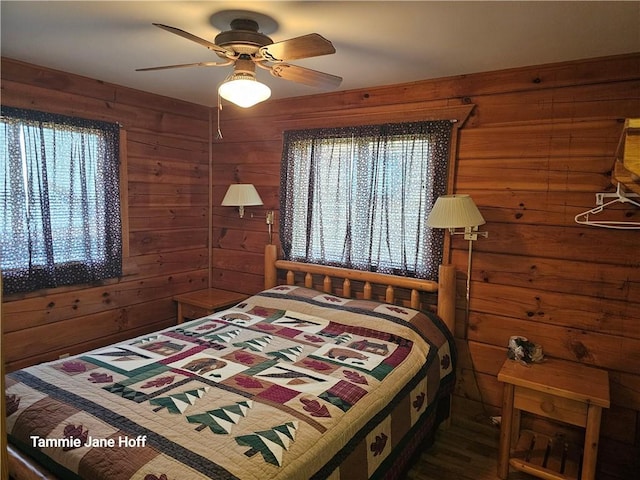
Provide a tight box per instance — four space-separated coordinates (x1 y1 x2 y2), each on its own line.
221 184 264 207
426 194 486 228
218 73 271 108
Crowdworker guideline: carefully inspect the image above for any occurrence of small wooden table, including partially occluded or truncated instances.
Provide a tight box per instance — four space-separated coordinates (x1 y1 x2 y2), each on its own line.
497 358 609 480
173 288 247 324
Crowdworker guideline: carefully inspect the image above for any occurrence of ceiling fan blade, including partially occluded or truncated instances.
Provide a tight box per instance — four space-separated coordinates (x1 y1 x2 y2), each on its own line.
136 60 232 72
260 33 336 61
270 63 342 89
153 23 229 55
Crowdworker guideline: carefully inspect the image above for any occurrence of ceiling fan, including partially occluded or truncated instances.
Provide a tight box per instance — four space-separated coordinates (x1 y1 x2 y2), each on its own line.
136 11 342 107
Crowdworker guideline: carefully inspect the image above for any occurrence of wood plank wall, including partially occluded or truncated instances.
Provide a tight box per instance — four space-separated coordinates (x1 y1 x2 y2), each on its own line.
1 58 211 371
211 53 640 480
1 54 639 479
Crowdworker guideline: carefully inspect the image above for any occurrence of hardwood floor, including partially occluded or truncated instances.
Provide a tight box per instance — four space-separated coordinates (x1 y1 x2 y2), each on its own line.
406 417 536 480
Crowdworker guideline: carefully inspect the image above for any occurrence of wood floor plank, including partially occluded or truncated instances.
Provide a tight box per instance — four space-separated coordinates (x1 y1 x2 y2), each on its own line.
406 419 538 480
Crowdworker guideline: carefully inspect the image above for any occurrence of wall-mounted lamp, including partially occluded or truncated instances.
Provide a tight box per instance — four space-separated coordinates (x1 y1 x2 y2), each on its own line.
218 57 271 108
221 184 275 244
221 184 263 218
427 194 489 320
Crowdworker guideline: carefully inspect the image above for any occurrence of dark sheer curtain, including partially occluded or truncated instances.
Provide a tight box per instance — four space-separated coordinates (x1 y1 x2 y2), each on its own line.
280 120 452 280
1 106 121 294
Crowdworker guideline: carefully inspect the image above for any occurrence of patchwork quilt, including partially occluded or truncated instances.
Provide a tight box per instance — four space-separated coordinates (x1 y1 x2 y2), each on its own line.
6 286 456 480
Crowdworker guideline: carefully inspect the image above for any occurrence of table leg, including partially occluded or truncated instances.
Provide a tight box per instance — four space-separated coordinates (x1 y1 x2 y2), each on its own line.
511 407 521 449
581 404 602 480
177 302 184 324
498 383 515 479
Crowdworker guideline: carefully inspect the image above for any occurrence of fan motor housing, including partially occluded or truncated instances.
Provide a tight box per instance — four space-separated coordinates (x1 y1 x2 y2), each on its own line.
215 18 273 55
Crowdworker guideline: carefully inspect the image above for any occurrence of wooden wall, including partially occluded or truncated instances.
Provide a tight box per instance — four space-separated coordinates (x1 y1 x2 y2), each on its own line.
1 58 211 371
1 53 639 479
211 53 640 480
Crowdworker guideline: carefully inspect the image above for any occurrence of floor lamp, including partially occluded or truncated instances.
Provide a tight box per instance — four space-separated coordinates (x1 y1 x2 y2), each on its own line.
427 194 488 321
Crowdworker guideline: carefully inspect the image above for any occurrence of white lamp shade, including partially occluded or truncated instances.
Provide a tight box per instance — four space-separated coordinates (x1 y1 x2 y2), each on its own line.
221 184 264 207
218 74 271 108
426 194 486 228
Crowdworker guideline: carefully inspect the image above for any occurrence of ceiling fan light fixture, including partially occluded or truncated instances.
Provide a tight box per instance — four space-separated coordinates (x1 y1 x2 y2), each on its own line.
218 72 271 108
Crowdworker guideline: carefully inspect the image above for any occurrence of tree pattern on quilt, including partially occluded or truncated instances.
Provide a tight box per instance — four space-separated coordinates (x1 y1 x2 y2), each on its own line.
236 421 299 467
186 400 253 434
149 387 209 414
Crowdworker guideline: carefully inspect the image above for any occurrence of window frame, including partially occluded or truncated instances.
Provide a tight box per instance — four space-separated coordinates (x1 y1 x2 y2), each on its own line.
281 121 452 280
0 106 127 296
277 104 474 277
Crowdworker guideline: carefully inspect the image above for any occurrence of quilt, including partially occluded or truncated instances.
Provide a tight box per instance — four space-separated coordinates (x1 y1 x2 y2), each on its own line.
6 285 456 480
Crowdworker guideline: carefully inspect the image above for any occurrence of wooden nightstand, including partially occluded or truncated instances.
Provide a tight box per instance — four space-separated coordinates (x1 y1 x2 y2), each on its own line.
173 288 247 324
497 358 609 480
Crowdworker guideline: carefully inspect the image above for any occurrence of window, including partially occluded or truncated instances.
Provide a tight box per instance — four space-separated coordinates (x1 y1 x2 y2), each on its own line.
280 121 452 280
1 106 121 295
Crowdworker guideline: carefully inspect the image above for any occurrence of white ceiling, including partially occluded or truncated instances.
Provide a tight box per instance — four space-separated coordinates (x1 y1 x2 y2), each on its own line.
2 1 639 107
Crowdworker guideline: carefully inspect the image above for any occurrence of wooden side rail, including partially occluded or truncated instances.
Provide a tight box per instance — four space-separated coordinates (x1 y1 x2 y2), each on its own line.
8 445 59 480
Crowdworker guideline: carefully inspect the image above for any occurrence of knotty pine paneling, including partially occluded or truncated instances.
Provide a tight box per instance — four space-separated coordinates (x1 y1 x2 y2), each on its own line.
458 119 623 159
1 78 209 138
129 206 209 232
469 312 640 373
1 53 639 479
467 190 640 228
472 222 638 265
3 268 208 335
457 157 614 192
469 80 640 127
212 53 640 479
1 57 211 370
461 251 639 302
133 249 209 277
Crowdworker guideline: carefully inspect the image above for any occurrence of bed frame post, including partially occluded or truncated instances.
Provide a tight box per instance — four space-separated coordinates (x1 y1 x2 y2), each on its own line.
1 272 7 480
437 263 457 428
437 264 457 336
265 244 278 289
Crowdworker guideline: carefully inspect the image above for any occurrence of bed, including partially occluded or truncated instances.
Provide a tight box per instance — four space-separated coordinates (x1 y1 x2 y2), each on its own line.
5 245 457 480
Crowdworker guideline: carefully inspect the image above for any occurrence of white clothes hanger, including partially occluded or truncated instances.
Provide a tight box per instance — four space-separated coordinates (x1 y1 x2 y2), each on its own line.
574 183 640 229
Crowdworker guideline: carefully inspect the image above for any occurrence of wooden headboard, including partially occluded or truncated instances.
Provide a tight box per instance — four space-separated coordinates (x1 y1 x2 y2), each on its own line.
264 244 457 335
